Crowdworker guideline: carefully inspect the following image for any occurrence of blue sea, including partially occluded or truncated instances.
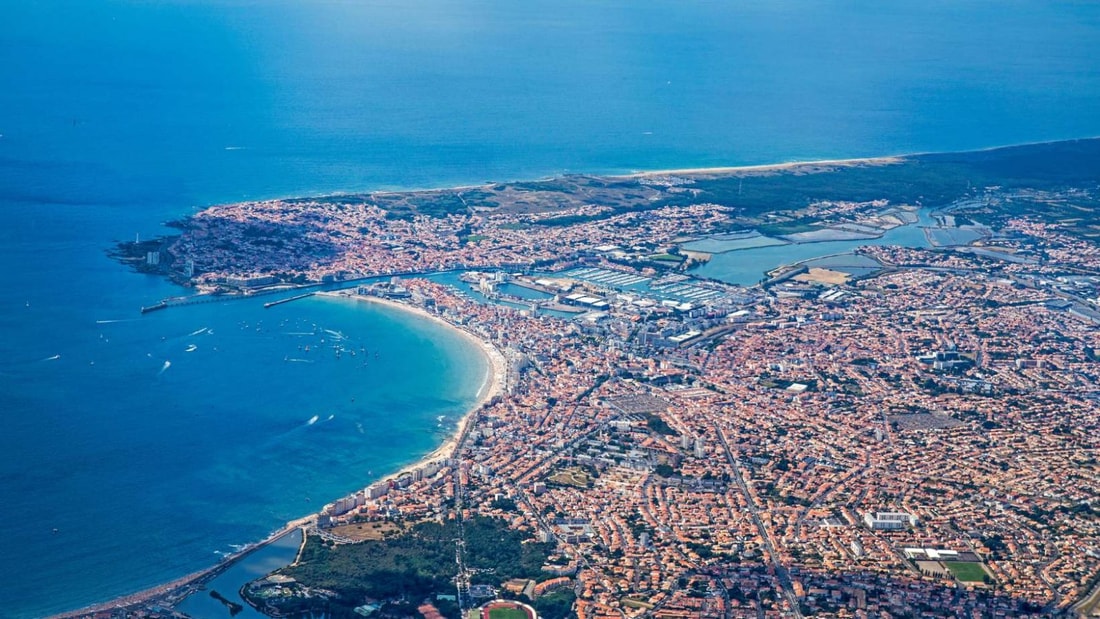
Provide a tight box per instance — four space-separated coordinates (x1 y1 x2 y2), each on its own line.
2 1 1099 617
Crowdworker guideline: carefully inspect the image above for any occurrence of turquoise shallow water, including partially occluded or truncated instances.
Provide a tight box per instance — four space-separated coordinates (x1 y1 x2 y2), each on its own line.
2 1 1100 617
0 274 486 616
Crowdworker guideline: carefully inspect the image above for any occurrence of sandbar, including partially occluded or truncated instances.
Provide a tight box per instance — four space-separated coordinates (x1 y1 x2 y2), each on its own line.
621 155 902 178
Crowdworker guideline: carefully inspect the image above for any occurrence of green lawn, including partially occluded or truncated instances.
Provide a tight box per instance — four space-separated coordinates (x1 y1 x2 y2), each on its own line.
547 466 591 488
648 253 684 262
621 597 655 610
488 608 530 619
945 561 988 582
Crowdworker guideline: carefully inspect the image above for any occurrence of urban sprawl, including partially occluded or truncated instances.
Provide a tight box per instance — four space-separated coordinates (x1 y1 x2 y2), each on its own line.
112 150 1100 619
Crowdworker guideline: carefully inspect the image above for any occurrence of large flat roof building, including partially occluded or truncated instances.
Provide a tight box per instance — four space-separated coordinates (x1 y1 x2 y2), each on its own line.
864 511 917 531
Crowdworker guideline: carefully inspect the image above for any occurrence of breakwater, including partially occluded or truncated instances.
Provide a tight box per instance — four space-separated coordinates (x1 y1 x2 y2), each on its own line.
263 292 315 308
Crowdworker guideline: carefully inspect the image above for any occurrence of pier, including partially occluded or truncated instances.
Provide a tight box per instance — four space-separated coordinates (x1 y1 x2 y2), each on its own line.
47 522 311 619
264 292 315 308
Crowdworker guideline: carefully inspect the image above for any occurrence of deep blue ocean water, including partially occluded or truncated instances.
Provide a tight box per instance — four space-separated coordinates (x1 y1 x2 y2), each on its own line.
2 1 1100 617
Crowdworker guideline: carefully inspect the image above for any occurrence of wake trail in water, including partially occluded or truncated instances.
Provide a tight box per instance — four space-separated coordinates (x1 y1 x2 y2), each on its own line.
260 412 327 450
188 327 208 337
95 318 138 324
40 354 61 362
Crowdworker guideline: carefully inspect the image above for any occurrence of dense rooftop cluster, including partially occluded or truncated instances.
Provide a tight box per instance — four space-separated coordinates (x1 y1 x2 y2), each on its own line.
111 145 1100 617
311 244 1098 617
169 195 734 289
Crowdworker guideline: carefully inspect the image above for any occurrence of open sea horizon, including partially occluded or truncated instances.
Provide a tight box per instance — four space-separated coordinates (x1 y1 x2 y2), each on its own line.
3 1 1100 617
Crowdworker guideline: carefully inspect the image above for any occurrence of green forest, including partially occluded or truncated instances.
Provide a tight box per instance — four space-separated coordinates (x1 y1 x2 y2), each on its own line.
276 516 553 614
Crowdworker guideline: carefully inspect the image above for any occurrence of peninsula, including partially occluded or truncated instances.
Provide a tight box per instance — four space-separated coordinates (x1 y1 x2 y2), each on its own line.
100 139 1100 619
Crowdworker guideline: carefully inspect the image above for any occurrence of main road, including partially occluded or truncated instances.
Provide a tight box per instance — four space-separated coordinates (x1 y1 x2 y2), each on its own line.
715 425 804 619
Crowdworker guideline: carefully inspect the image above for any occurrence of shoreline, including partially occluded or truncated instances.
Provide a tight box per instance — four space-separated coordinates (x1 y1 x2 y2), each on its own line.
48 521 309 619
55 136 1098 618
618 155 904 178
250 156 908 205
615 136 1099 180
318 290 506 473
196 137 1100 207
51 289 505 619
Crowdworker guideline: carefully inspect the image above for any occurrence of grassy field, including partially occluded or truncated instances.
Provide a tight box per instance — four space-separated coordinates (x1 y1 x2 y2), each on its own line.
946 561 989 582
326 520 401 541
547 466 592 488
488 608 531 619
794 267 851 285
621 597 655 610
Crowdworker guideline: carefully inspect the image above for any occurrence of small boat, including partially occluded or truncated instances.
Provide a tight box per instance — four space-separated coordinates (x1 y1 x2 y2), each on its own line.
185 344 197 352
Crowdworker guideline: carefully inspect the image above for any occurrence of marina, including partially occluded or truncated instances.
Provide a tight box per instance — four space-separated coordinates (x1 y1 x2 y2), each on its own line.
558 267 729 304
